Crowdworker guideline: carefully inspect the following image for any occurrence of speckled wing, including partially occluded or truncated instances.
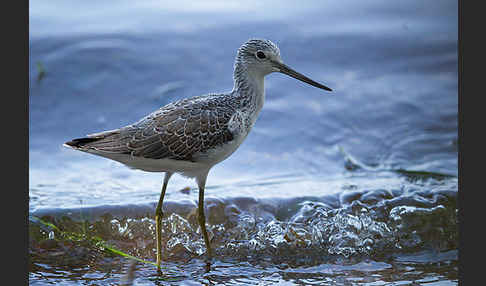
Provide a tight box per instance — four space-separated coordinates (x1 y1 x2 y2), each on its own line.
78 95 236 162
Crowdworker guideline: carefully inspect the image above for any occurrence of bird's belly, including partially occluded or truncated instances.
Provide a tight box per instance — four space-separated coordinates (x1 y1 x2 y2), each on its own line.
90 151 205 174
193 131 249 166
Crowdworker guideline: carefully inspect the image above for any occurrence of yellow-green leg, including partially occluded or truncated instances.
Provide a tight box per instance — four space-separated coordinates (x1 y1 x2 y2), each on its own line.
155 172 172 273
198 186 213 260
196 170 213 268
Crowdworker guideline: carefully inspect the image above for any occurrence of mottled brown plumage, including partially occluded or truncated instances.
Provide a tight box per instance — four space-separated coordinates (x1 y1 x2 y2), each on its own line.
66 94 237 162
64 38 332 272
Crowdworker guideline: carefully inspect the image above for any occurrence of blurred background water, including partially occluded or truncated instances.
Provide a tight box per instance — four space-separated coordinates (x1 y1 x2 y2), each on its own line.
29 0 458 285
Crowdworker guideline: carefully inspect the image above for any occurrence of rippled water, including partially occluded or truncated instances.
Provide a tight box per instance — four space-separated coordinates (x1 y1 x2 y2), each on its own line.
29 0 458 285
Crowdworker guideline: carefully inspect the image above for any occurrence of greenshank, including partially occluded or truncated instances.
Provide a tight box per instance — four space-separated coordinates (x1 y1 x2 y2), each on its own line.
64 38 332 272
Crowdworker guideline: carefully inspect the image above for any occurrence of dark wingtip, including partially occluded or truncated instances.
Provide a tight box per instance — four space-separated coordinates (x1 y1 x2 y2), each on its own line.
64 137 99 148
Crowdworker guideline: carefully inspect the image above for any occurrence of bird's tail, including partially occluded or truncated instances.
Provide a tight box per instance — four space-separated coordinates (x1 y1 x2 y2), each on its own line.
63 129 120 150
63 137 101 149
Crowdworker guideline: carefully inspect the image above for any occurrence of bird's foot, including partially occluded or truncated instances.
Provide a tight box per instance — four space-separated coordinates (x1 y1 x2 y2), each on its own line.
204 250 214 272
204 261 211 273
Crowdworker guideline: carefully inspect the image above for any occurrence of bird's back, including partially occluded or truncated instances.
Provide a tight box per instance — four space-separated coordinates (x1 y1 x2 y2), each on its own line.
65 93 242 171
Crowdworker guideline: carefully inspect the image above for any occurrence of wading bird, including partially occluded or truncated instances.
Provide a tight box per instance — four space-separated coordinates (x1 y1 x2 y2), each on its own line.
64 38 332 272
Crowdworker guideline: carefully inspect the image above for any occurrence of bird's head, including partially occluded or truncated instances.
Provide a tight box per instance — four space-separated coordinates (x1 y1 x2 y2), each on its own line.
236 38 332 92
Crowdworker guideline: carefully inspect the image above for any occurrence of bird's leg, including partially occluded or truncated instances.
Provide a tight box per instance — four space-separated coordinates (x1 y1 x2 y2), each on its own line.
196 171 212 268
198 186 213 260
155 172 172 273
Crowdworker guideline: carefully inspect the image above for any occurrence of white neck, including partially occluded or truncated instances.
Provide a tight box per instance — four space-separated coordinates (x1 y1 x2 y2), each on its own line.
246 69 266 113
233 64 266 116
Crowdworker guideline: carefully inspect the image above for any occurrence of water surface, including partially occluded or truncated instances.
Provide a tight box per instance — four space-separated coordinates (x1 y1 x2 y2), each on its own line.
29 1 458 285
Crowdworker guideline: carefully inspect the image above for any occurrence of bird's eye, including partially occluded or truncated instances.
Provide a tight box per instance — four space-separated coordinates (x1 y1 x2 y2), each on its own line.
256 51 266 59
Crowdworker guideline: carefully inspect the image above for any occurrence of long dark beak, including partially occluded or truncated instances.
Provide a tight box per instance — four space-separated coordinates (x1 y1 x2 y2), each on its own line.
276 62 332 92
